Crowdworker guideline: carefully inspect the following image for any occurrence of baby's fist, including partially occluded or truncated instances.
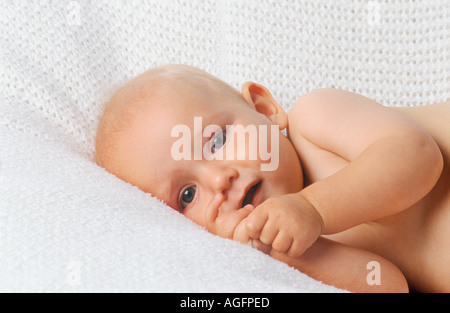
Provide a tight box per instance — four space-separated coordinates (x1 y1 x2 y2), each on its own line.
244 192 324 258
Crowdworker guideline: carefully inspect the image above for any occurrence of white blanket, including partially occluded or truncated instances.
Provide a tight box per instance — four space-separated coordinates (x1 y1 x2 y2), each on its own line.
1 0 449 292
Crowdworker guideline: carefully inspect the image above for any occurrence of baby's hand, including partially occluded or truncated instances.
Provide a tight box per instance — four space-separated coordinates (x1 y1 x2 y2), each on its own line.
204 194 272 254
241 192 324 258
204 193 250 239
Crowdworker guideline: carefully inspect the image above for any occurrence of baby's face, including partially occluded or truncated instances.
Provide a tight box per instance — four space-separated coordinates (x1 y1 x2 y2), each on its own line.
111 78 303 228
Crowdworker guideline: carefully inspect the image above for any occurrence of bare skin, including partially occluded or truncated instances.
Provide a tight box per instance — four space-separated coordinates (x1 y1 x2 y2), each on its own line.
95 65 448 293
321 100 450 292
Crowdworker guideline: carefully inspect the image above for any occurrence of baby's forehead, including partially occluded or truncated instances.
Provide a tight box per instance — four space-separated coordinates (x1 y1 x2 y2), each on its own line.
118 65 246 145
128 77 238 119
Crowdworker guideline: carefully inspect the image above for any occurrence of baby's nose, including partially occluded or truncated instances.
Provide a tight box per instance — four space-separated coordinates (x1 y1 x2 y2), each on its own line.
207 166 238 195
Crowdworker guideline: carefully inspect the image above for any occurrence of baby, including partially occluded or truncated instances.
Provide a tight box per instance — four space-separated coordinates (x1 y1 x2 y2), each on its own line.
95 64 449 293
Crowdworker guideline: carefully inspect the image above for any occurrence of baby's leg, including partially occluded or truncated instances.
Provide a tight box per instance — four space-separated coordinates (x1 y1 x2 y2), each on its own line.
270 237 408 293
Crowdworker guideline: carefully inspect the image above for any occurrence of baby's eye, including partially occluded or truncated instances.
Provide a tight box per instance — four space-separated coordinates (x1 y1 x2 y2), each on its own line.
179 185 196 211
210 129 226 153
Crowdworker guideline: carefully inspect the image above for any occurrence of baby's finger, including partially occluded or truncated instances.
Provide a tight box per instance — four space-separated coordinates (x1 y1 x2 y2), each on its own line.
232 205 254 243
218 204 254 239
259 221 279 246
287 239 308 258
204 193 225 233
245 205 269 239
251 239 272 255
271 231 292 253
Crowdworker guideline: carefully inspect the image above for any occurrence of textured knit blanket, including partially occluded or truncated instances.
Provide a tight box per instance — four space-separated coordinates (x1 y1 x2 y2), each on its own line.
1 0 449 292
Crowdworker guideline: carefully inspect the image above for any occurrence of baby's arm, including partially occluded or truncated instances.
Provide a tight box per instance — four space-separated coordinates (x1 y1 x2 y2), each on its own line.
204 197 408 292
288 88 443 234
270 236 409 293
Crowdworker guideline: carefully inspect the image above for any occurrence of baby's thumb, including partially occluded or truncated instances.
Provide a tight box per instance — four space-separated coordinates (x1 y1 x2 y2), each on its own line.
233 206 271 255
251 239 272 255
213 204 254 239
231 204 255 243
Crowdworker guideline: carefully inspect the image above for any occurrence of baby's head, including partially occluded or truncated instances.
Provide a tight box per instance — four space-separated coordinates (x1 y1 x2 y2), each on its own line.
95 64 303 227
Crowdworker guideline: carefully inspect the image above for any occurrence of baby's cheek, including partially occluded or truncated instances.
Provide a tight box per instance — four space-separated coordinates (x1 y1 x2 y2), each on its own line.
184 209 207 228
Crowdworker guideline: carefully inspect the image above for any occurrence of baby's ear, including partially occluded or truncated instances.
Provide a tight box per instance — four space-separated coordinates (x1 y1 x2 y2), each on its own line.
241 82 288 129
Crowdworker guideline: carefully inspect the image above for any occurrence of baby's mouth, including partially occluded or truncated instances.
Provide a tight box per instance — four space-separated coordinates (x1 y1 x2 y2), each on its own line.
241 181 261 208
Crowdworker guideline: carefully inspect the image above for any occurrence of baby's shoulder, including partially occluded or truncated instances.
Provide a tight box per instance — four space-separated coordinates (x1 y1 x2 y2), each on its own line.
287 88 435 164
287 88 385 145
288 88 383 122
288 88 375 131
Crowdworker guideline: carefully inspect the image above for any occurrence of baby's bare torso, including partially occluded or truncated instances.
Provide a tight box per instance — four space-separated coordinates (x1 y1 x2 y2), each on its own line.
311 101 450 292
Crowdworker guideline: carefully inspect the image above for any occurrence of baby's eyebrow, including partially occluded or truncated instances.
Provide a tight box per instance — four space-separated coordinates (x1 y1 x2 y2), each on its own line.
201 111 224 128
199 113 228 139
